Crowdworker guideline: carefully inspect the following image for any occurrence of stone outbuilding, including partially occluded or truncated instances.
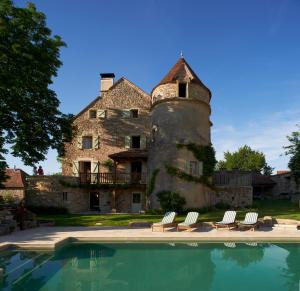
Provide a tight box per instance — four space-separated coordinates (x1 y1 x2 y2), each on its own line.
0 169 28 203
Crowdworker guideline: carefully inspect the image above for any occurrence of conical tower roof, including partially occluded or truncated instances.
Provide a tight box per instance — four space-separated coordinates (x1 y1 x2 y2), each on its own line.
152 57 211 97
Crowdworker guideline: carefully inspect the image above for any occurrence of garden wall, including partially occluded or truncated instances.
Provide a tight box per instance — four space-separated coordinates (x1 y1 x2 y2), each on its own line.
25 176 90 213
213 186 253 208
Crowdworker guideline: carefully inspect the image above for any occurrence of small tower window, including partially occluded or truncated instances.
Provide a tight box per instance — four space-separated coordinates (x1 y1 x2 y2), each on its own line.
178 83 187 98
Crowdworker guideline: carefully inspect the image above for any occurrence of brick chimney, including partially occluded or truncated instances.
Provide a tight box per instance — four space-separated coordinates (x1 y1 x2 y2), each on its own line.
100 73 115 94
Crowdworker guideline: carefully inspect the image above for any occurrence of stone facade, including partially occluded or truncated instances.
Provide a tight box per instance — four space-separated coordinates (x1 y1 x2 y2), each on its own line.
214 186 253 208
62 78 151 176
26 176 90 213
148 58 213 209
270 172 300 200
0 189 24 202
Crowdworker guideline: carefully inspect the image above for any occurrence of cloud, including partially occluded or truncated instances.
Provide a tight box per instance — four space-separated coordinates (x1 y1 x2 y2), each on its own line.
212 108 300 170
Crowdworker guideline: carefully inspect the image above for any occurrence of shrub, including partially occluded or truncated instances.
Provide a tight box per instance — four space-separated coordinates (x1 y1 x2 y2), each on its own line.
156 191 186 213
26 205 69 215
214 202 231 210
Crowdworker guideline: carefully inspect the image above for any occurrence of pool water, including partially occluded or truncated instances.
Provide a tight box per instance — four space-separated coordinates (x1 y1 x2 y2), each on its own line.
0 242 299 291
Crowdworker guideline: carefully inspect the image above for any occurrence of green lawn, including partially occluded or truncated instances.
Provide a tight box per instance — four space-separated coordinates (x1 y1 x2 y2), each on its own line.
37 200 300 227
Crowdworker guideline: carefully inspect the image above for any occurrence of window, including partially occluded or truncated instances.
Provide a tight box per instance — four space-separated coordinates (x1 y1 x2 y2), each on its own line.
130 109 139 118
82 136 93 149
132 193 141 203
131 136 140 149
189 161 199 176
62 192 68 201
178 83 187 97
89 110 97 119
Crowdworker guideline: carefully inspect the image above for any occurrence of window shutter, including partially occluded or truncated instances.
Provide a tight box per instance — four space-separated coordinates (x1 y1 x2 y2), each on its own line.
77 136 82 149
184 161 189 173
97 109 107 119
93 136 100 149
122 110 130 118
198 161 203 176
72 161 80 177
92 161 100 173
140 135 147 149
124 136 131 149
91 161 100 184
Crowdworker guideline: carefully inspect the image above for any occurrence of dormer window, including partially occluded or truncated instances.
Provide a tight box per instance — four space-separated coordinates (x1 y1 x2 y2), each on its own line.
178 83 187 98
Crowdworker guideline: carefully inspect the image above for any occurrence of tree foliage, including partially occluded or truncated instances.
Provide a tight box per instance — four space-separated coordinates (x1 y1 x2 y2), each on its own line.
284 126 300 185
0 0 73 184
217 145 272 173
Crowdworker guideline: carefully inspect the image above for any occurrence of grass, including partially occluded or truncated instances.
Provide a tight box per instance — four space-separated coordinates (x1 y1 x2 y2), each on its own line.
37 200 300 227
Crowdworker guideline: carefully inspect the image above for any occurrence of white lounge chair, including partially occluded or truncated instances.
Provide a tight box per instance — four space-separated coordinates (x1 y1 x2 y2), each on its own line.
152 211 176 232
177 212 199 231
214 211 237 230
239 212 259 231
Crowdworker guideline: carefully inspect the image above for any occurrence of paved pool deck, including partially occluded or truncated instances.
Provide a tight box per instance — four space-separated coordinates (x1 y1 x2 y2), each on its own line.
0 225 300 250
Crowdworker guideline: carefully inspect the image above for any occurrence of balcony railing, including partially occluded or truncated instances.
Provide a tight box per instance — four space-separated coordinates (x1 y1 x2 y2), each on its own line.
79 172 147 185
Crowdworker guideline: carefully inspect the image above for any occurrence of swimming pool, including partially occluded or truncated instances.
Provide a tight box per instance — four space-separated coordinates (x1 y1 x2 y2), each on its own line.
0 242 299 291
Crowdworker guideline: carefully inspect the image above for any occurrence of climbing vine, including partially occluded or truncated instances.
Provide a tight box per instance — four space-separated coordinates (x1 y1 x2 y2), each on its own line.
165 143 217 189
146 169 160 197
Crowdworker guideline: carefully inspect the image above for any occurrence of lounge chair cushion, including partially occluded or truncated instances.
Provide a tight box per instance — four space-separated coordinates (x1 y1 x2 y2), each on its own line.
178 212 199 226
153 211 176 226
216 211 236 224
240 212 258 225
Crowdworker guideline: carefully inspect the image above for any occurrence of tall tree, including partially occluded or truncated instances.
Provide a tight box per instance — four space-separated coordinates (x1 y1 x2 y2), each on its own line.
217 145 273 173
284 126 300 185
0 0 72 184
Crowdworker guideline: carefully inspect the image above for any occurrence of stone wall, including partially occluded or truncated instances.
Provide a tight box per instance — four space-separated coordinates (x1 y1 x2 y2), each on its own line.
62 78 151 176
0 189 24 202
214 186 253 208
25 176 90 213
25 176 146 214
270 173 300 199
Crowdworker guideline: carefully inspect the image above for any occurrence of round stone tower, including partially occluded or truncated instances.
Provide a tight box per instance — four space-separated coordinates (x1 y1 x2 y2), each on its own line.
148 57 213 209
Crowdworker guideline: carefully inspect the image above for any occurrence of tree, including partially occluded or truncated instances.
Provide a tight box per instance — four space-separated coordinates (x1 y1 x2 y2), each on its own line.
284 126 300 185
0 1 73 185
217 145 273 173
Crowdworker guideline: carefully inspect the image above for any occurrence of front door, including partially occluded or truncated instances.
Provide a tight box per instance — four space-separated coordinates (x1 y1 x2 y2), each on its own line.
90 192 100 211
131 161 142 183
131 192 142 213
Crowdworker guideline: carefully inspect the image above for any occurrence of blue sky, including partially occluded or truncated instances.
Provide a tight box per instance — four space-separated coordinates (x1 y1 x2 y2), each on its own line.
6 0 300 174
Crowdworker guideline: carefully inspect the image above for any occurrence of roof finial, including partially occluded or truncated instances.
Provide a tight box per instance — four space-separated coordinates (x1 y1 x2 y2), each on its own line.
180 51 184 58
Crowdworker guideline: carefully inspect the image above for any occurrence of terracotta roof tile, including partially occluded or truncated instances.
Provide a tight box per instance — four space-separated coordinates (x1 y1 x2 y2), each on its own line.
153 57 211 97
3 169 28 188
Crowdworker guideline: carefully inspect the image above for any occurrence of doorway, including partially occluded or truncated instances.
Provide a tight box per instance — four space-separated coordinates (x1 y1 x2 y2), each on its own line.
79 161 91 183
131 161 142 182
90 192 100 211
131 192 142 213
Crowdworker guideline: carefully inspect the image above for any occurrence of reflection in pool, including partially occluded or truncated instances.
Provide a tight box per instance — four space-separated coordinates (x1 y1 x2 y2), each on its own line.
0 242 299 291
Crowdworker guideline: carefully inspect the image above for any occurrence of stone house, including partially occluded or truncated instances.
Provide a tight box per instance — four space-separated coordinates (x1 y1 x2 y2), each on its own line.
0 169 28 202
26 57 252 213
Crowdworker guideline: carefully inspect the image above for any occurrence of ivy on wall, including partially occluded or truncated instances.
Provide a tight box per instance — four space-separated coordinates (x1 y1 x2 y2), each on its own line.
165 143 217 189
146 169 160 197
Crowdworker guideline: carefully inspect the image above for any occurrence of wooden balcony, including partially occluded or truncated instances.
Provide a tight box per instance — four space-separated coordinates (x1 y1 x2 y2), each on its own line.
79 172 147 185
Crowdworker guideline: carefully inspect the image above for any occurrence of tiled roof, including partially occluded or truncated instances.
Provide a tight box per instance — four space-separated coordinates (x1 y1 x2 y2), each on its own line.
153 57 211 97
2 169 28 188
